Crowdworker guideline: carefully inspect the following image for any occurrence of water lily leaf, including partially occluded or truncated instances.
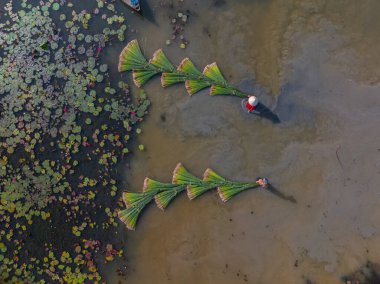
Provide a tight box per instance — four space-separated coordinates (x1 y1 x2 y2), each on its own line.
99 64 108 73
52 3 60 11
96 74 104 82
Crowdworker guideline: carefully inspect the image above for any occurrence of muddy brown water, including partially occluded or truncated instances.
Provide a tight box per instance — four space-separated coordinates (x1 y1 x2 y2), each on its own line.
106 0 380 283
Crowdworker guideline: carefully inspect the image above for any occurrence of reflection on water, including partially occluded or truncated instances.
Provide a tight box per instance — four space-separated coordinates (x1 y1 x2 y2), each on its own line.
108 0 380 283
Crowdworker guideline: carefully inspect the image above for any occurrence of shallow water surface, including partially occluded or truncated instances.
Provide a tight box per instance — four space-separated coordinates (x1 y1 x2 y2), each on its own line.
108 0 380 283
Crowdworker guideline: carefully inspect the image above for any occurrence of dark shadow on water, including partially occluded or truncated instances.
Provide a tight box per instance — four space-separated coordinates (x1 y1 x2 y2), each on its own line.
241 100 281 124
341 261 380 284
119 0 157 25
255 102 281 124
266 184 297 204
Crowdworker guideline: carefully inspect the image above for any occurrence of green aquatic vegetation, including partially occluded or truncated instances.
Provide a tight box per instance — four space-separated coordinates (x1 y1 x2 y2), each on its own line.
0 0 142 215
119 39 250 98
52 3 60 11
119 163 266 230
0 0 149 282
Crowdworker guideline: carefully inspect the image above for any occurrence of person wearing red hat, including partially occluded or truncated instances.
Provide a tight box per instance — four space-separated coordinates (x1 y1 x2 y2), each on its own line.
245 95 259 113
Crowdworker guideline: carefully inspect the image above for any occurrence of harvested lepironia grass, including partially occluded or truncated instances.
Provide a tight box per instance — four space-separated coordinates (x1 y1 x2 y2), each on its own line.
118 206 144 231
154 186 186 210
149 49 175 71
143 177 186 209
143 177 182 193
209 85 235 96
172 163 216 200
118 39 250 98
203 168 260 202
185 80 211 96
161 72 186 87
203 63 227 84
132 69 159 87
186 182 217 200
172 163 201 185
118 207 140 230
119 163 271 230
122 191 155 208
203 168 226 183
118 39 148 72
177 58 203 77
119 192 154 230
217 182 260 202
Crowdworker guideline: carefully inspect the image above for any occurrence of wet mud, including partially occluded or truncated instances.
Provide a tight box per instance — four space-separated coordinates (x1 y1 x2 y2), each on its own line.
107 0 380 283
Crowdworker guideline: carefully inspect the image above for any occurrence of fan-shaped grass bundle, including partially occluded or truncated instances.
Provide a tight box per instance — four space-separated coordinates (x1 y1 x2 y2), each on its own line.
122 191 155 208
118 207 141 231
149 49 175 71
132 69 159 87
161 72 186 87
143 177 186 209
210 85 235 96
177 58 203 77
118 39 251 98
119 163 270 230
172 163 217 200
185 80 211 96
172 163 202 185
119 192 155 230
118 39 148 72
203 168 226 183
203 168 260 202
154 186 185 210
143 177 181 193
203 63 227 84
217 182 259 202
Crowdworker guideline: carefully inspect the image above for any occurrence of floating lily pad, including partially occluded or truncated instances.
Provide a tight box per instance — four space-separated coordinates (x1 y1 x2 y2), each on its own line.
99 64 108 73
96 74 104 82
52 3 60 11
65 21 74 29
85 35 93 43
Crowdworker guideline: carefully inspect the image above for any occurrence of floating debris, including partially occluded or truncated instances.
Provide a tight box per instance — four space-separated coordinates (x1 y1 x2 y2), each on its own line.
118 163 269 230
168 8 191 48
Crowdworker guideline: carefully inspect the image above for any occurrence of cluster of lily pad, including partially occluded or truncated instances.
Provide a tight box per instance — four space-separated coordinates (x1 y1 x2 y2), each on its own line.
119 163 265 230
166 10 190 48
118 39 251 98
0 0 148 282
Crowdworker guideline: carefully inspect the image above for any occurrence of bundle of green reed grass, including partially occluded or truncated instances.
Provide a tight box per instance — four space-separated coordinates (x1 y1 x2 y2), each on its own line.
118 163 267 230
172 163 217 200
118 39 248 98
143 177 186 210
118 191 156 230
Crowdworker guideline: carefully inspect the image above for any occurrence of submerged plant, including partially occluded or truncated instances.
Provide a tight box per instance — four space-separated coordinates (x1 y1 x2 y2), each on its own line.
118 39 249 98
119 163 268 230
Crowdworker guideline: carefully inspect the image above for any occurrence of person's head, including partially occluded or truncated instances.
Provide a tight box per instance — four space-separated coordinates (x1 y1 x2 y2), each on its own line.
248 95 258 107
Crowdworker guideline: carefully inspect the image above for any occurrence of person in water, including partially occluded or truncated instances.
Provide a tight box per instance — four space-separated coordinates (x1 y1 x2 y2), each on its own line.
256 177 269 188
245 95 259 113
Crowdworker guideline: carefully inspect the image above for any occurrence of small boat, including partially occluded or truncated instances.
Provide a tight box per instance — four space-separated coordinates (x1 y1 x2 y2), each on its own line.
121 0 142 15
